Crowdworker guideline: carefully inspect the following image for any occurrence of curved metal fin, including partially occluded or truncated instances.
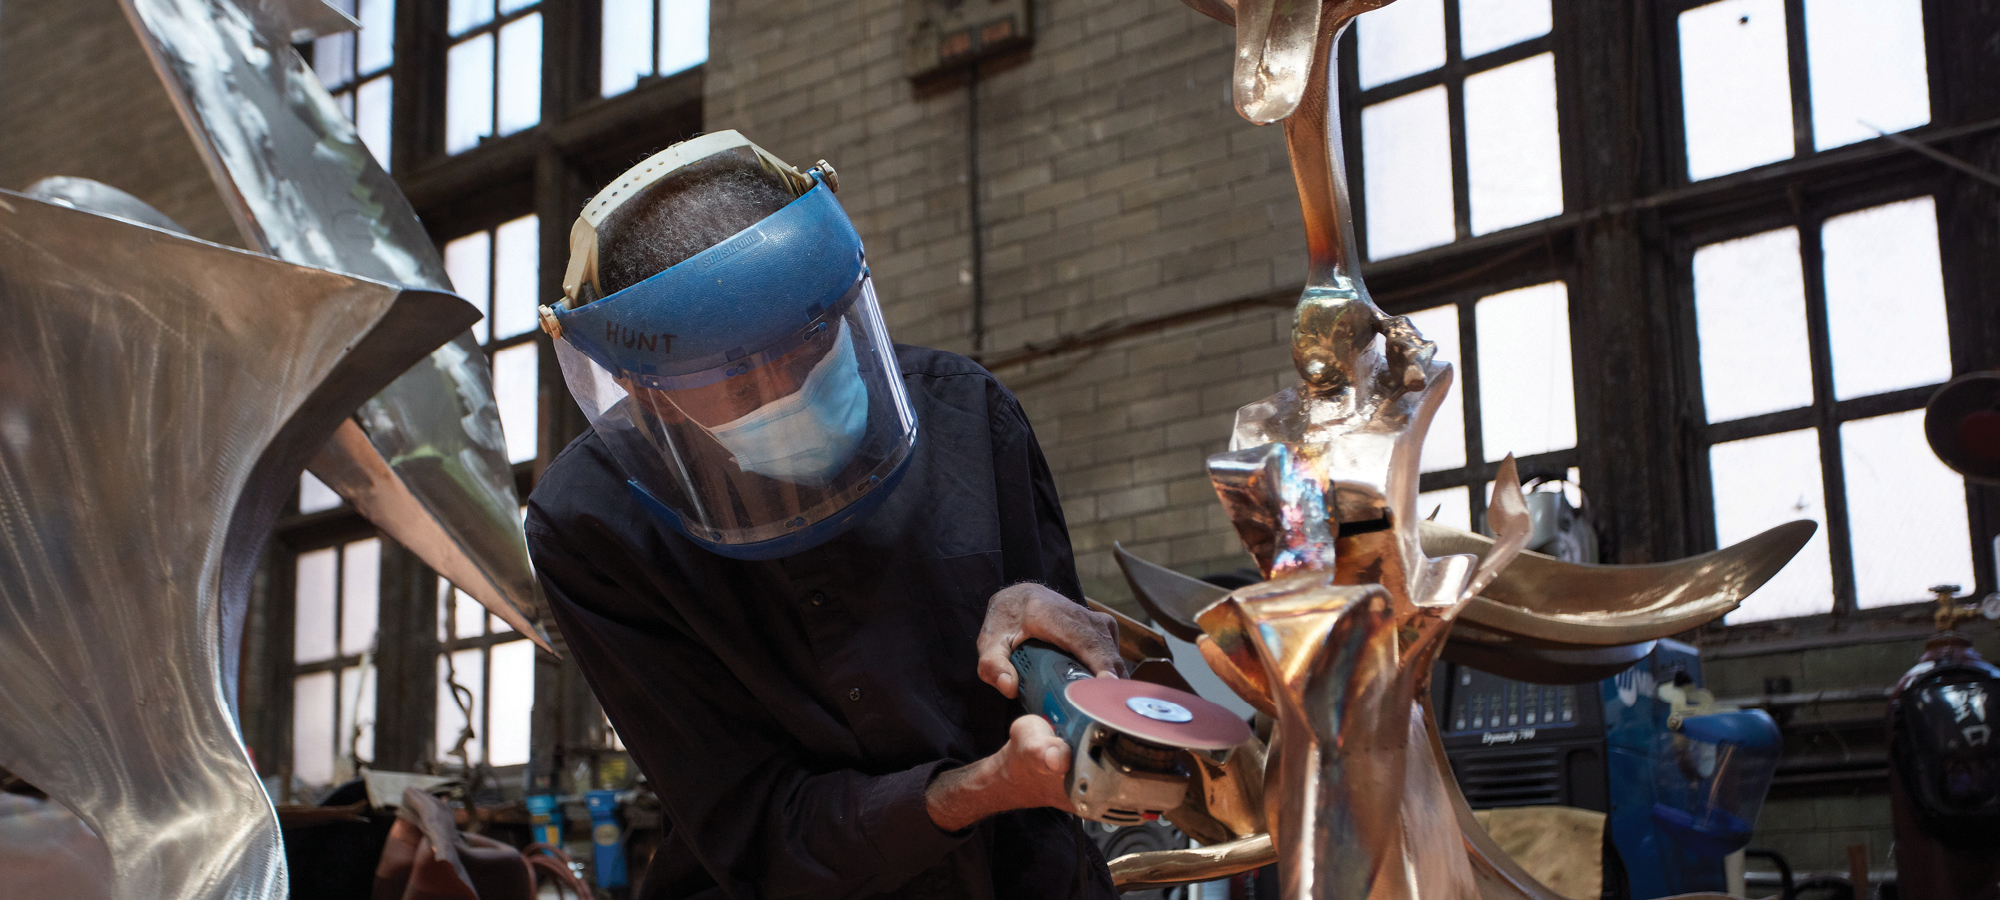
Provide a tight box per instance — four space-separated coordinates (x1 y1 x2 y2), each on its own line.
1230 0 1323 124
1113 541 1228 642
1421 518 1818 646
243 0 357 45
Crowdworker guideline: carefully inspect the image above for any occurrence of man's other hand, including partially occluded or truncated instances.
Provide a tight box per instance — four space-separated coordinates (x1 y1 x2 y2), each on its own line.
976 583 1125 698
925 714 1075 831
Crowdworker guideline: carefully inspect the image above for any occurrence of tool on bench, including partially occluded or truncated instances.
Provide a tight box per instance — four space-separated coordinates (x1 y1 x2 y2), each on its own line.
1010 640 1251 825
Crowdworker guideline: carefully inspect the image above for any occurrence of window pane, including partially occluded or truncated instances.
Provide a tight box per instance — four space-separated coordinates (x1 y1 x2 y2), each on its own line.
499 0 537 13
601 0 654 97
1406 304 1465 472
496 14 543 137
1712 428 1832 621
1420 485 1473 531
1357 0 1445 89
292 670 337 786
339 538 380 657
444 230 493 339
339 664 375 764
448 0 494 35
1693 227 1813 422
1464 53 1563 235
1459 0 1551 58
437 648 485 764
294 547 337 663
488 640 536 766
1805 0 1928 150
300 470 343 513
659 0 710 77
492 214 540 338
1823 197 1951 399
439 578 486 641
1843 410 1973 608
312 32 354 89
357 0 394 73
494 342 540 464
355 75 392 171
1476 282 1575 461
1679 0 1795 180
1363 86 1455 259
446 33 495 154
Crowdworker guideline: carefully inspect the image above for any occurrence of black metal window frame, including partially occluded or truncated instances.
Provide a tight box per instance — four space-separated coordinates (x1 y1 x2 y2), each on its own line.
443 0 547 155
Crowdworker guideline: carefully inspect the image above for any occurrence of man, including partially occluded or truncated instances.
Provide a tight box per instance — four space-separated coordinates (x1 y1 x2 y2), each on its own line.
527 131 1124 899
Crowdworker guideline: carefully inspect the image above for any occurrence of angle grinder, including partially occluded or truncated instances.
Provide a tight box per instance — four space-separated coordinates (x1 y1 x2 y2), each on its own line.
1011 640 1250 825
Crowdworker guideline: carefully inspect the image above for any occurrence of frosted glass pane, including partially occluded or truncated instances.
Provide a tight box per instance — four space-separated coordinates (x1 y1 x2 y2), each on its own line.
494 342 539 464
446 33 494 155
1805 0 1928 150
313 32 353 88
1680 0 1795 180
490 612 511 634
438 649 485 764
1476 282 1575 461
496 14 542 137
1358 0 1445 89
339 665 375 764
1420 486 1473 531
339 538 380 657
443 230 492 340
1465 53 1563 235
1693 227 1813 422
300 470 343 513
355 75 392 172
499 0 537 13
1843 410 1973 607
600 0 653 97
449 0 494 35
659 0 710 77
294 547 337 663
487 641 536 766
1459 0 1551 58
1823 197 1951 399
1406 304 1465 472
1712 429 1832 621
292 671 336 786
492 215 540 338
357 0 394 72
1363 87 1456 259
439 578 485 641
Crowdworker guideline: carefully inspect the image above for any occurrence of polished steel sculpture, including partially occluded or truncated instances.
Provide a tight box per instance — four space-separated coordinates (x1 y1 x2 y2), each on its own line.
0 191 476 900
1101 0 1815 895
116 0 552 676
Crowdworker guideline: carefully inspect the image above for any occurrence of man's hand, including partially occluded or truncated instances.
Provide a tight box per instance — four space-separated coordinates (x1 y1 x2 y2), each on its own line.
925 714 1075 831
976 583 1125 698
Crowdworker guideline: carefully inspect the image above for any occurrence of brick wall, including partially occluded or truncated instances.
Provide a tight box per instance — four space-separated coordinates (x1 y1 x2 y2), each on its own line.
0 0 241 245
705 0 1306 613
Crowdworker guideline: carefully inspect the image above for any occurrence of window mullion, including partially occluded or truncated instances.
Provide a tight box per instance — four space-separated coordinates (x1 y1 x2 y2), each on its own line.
1781 0 1815 157
1795 208 1856 614
1443 0 1472 241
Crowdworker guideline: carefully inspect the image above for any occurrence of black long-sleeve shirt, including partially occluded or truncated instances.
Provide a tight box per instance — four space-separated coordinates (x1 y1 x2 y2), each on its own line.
525 345 1117 900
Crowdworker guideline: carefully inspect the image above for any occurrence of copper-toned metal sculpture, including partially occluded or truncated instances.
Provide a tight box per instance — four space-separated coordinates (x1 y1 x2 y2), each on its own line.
1100 0 1815 894
0 191 475 900
117 0 552 668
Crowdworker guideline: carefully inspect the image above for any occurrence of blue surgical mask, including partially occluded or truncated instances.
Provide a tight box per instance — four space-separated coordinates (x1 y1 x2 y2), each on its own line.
703 322 870 486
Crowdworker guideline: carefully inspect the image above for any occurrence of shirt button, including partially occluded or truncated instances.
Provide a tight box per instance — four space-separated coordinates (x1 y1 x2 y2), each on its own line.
848 688 863 701
809 591 827 606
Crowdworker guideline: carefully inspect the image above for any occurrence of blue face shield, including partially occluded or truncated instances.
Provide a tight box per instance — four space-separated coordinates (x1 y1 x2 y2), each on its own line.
546 156 919 561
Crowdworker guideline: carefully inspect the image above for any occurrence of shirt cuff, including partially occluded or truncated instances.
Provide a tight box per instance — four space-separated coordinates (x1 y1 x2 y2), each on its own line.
860 759 969 873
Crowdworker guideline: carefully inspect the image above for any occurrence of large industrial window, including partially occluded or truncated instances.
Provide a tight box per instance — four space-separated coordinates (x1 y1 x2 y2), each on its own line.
1672 0 1930 181
436 578 537 768
290 537 383 793
1351 0 1565 258
312 0 396 169
1689 194 1971 621
443 215 545 465
600 0 709 97
445 0 544 154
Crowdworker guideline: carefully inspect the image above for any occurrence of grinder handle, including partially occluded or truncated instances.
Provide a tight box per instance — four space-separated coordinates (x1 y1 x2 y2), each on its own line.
1009 640 1096 751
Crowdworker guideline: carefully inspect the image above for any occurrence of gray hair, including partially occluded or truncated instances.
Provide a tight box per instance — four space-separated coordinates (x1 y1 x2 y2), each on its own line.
596 152 797 295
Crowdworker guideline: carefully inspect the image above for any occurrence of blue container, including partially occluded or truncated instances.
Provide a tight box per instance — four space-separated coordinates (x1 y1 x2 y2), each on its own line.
525 794 561 848
584 789 627 888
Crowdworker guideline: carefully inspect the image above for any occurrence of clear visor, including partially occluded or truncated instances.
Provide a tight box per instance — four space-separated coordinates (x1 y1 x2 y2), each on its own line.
555 279 916 550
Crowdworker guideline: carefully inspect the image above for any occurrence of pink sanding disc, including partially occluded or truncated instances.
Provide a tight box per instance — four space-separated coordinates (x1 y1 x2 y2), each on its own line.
1065 678 1251 750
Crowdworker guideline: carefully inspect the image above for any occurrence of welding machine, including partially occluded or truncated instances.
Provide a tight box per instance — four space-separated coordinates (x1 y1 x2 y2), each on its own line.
1434 639 1780 900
